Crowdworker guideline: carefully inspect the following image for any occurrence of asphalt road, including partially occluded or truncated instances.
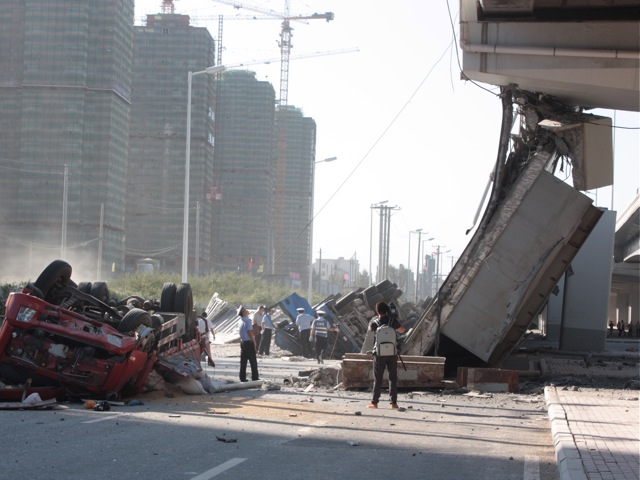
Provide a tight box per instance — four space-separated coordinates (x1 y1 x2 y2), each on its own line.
0 352 559 480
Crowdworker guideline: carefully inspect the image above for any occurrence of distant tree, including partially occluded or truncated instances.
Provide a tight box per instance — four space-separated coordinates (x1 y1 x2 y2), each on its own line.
357 270 370 288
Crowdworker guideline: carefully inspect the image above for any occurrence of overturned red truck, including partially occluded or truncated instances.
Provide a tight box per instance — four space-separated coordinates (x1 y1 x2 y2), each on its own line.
0 260 208 400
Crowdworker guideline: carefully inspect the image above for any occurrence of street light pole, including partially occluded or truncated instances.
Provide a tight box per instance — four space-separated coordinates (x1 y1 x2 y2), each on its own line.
308 157 337 301
182 65 225 284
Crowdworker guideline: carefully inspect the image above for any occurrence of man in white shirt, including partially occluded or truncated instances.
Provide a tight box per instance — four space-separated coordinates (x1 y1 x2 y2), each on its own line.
295 307 315 358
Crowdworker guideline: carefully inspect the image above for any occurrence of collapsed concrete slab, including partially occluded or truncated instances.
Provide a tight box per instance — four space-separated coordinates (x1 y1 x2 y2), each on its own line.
402 88 604 367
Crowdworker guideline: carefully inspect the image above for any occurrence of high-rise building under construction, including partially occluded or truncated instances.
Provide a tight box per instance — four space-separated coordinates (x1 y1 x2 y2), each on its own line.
127 13 217 273
213 73 316 285
0 0 135 279
212 70 276 274
273 107 316 287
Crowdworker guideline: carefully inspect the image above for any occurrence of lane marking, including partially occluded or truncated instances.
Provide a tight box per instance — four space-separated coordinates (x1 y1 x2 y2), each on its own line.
524 455 540 480
82 414 121 424
189 458 247 480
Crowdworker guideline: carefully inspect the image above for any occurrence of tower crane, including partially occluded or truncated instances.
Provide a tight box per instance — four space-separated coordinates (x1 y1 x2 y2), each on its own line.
211 0 334 107
160 0 177 14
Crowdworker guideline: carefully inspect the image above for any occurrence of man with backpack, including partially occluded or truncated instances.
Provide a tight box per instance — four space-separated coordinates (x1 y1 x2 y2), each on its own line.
367 301 405 409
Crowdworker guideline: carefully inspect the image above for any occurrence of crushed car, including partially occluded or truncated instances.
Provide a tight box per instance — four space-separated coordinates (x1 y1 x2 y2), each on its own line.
0 260 208 400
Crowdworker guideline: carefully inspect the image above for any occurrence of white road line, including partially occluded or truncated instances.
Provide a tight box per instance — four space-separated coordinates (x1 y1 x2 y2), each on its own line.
524 455 540 480
189 458 247 480
81 414 121 424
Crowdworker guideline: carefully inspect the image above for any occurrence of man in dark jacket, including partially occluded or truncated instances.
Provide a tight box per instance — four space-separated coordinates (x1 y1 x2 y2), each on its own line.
367 301 405 409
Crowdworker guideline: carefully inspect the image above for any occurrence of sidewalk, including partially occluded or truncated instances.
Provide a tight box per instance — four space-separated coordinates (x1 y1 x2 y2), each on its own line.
545 383 639 480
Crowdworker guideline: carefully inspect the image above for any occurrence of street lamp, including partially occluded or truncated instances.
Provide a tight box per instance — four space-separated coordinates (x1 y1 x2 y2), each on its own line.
182 65 226 283
308 156 338 301
369 200 388 286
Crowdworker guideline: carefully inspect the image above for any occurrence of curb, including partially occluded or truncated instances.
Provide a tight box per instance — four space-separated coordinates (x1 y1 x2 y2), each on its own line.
544 386 588 480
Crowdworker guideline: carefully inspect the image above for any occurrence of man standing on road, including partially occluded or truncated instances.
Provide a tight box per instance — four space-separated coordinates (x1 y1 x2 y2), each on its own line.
310 310 338 364
238 306 259 382
197 312 216 367
252 305 265 355
367 301 405 409
295 307 314 358
259 307 275 356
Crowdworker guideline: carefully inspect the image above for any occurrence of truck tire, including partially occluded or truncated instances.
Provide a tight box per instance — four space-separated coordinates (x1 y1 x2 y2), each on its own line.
23 283 44 299
174 283 194 341
160 283 176 312
77 282 92 294
90 281 109 303
334 291 358 311
362 285 378 298
118 308 152 333
366 293 384 308
34 260 73 302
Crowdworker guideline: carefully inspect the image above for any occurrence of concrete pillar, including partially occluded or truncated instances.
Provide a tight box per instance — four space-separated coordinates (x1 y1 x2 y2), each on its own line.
617 292 630 327
608 292 618 323
608 291 618 335
629 286 639 325
559 210 616 352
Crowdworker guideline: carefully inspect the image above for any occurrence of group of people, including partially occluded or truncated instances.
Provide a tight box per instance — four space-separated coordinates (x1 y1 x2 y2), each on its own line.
236 300 406 409
250 305 276 356
295 307 338 364
609 319 640 337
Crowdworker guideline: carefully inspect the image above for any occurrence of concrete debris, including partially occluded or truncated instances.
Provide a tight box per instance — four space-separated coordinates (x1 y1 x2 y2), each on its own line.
261 382 281 391
462 391 494 398
308 367 341 387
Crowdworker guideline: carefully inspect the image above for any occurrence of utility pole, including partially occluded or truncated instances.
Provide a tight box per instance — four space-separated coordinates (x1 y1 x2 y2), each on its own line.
435 245 441 293
369 201 388 286
195 201 200 276
97 203 104 280
377 204 400 282
411 229 422 302
61 164 68 260
433 245 449 293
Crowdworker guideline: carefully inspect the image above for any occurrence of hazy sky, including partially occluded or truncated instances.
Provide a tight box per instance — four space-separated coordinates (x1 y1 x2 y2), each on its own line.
136 0 640 279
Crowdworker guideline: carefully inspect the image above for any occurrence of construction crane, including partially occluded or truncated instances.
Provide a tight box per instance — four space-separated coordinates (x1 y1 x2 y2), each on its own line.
161 0 177 14
211 0 334 107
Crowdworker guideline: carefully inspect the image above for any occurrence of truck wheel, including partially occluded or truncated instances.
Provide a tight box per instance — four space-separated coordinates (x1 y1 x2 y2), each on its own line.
23 283 44 299
334 291 358 311
174 283 194 341
34 260 73 302
90 281 109 302
117 308 152 333
77 282 92 294
160 283 176 312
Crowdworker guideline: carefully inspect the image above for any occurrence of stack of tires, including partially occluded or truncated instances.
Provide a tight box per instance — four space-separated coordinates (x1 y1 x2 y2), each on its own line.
159 282 195 342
